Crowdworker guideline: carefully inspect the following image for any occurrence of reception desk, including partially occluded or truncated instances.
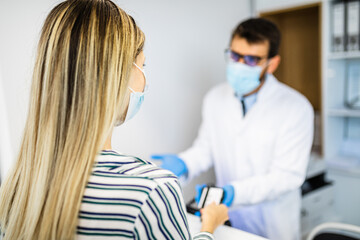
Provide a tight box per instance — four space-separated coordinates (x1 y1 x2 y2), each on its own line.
187 214 268 240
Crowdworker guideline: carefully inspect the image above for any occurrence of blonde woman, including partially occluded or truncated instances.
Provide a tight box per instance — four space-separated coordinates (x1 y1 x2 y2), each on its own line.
0 0 228 239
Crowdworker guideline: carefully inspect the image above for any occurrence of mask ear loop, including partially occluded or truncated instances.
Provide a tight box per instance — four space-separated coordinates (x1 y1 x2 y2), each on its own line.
129 62 147 93
133 62 146 80
260 59 271 82
133 62 144 72
128 85 148 94
128 87 136 93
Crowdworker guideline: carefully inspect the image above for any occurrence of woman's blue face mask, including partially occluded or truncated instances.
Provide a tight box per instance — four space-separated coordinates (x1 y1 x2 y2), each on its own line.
124 85 147 122
123 62 148 124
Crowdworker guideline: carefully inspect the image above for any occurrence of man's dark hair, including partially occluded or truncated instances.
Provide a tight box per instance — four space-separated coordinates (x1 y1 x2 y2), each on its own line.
231 18 281 59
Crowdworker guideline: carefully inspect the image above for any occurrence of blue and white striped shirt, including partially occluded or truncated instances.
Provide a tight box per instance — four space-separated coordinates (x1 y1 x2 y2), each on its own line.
76 150 214 240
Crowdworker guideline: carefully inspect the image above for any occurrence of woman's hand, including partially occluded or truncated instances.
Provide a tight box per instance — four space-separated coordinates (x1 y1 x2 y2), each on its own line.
200 202 229 234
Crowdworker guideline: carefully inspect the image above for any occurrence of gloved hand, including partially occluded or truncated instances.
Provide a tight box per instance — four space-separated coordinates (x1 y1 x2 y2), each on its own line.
151 154 188 177
195 184 235 207
222 185 235 207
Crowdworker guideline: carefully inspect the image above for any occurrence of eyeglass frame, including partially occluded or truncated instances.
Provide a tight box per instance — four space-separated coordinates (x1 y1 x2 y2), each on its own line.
224 48 268 67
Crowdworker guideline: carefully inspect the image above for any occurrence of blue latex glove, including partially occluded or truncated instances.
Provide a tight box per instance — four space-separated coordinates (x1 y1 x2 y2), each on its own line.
151 154 188 177
195 184 235 208
222 185 235 207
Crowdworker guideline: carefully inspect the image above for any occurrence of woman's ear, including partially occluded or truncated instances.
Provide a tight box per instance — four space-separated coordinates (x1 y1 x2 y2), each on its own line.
266 55 281 74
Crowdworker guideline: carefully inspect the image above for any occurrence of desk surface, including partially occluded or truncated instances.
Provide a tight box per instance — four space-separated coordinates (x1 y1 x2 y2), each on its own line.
187 214 268 240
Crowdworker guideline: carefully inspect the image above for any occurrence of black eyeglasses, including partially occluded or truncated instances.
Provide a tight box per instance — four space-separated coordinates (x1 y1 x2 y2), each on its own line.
225 49 267 67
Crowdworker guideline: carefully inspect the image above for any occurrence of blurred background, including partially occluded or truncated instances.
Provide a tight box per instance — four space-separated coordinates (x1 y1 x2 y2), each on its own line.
0 0 251 202
1 0 360 239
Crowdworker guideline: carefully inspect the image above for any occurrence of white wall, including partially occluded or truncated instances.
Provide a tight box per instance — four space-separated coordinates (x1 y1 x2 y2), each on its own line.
0 0 251 199
0 68 13 181
0 0 52 180
113 0 251 159
254 0 320 14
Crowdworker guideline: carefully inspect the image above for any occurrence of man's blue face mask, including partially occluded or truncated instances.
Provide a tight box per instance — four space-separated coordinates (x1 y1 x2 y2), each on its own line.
226 61 265 97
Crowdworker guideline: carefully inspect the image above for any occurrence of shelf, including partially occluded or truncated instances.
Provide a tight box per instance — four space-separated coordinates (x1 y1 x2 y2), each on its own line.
328 51 360 60
326 156 360 177
327 108 360 118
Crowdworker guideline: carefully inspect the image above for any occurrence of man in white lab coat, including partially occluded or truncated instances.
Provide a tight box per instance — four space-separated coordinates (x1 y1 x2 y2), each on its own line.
153 18 314 240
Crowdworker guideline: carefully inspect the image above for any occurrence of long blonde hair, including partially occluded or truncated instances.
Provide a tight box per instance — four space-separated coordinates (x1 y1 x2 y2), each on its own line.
0 0 144 239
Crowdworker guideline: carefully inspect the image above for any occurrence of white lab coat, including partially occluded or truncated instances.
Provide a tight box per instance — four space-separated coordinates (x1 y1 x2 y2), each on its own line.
179 74 314 240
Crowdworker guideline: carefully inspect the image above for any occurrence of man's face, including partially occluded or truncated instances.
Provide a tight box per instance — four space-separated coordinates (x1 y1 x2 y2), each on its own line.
230 35 269 67
226 35 281 97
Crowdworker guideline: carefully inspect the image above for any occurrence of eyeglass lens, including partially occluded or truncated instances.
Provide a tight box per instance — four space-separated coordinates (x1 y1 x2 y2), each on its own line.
227 50 262 67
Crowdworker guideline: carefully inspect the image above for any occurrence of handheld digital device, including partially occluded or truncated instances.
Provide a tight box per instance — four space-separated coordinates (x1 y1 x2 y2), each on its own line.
197 186 224 209
185 184 231 227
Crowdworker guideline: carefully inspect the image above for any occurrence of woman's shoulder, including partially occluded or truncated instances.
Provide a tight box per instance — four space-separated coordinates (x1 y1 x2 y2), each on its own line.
78 150 188 239
91 150 179 190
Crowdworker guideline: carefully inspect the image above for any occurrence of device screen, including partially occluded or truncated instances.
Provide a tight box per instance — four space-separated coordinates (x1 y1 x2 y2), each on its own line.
198 187 224 208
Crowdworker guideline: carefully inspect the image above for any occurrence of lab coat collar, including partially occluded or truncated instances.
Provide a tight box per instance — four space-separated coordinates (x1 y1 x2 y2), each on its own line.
225 74 279 122
232 73 278 103
236 74 278 121
256 74 279 103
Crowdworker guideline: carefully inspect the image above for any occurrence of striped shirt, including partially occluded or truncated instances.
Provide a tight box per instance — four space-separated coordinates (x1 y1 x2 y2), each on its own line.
76 150 214 240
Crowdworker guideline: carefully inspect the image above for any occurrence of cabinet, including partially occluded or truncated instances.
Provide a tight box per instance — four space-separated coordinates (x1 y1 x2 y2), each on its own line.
258 0 360 235
327 167 360 225
260 3 322 154
323 0 360 227
301 183 335 237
